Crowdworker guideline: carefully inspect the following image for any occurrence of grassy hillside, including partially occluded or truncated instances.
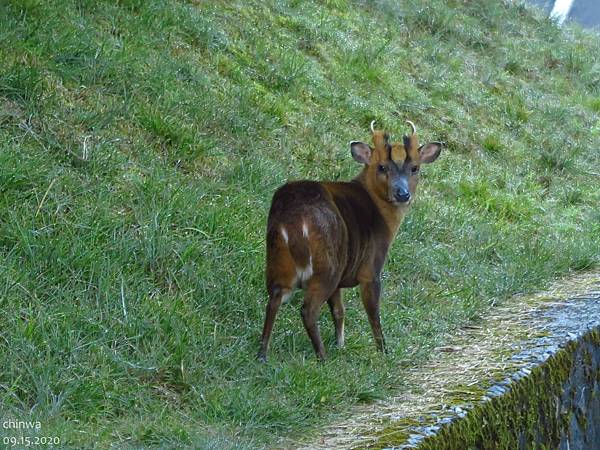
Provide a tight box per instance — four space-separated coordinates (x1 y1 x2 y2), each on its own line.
1 0 599 448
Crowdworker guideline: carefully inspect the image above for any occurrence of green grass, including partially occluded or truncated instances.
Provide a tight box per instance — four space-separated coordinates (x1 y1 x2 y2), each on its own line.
1 0 599 448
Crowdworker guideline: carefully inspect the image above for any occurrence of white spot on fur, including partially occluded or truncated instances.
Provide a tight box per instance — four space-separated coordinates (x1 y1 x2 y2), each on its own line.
302 221 309 238
281 291 292 304
337 325 345 348
280 226 288 244
296 255 313 287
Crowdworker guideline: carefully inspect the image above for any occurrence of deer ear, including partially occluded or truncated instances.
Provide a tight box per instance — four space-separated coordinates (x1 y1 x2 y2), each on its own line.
350 141 372 165
418 142 443 164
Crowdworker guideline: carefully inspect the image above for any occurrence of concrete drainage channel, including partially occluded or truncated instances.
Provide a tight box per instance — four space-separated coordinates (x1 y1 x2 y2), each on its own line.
292 273 600 450
405 306 600 449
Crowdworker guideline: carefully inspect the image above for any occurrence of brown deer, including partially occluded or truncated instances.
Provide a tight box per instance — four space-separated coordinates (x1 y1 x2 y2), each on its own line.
258 121 442 361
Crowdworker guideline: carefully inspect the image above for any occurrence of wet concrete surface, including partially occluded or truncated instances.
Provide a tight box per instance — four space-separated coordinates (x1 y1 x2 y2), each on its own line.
527 0 600 28
569 0 600 29
512 293 600 368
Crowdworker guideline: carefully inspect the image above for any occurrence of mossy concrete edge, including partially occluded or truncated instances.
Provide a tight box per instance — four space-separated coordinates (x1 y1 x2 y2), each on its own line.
407 327 600 450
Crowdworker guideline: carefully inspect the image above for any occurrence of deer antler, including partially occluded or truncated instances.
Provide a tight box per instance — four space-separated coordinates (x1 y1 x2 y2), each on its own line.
406 120 416 136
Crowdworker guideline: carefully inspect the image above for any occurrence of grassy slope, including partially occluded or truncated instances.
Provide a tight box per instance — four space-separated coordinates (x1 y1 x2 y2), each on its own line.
1 0 599 448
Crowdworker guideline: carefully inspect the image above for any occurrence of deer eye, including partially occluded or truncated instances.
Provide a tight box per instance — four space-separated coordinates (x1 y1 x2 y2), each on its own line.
377 164 387 174
411 166 420 174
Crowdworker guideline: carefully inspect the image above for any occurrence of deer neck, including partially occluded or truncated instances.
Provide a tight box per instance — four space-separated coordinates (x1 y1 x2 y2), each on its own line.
353 172 408 240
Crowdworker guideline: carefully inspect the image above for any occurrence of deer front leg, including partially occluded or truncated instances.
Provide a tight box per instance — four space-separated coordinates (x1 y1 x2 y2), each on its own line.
359 278 386 353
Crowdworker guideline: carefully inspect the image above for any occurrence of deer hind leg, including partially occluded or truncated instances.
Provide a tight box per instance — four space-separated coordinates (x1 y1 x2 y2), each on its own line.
301 285 331 360
327 289 345 348
257 287 291 362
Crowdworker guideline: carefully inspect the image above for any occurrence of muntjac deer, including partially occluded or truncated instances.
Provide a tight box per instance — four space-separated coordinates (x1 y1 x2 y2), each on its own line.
258 121 442 361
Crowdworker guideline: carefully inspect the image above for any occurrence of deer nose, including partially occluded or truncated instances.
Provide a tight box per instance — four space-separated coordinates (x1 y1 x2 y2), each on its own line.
394 189 411 203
